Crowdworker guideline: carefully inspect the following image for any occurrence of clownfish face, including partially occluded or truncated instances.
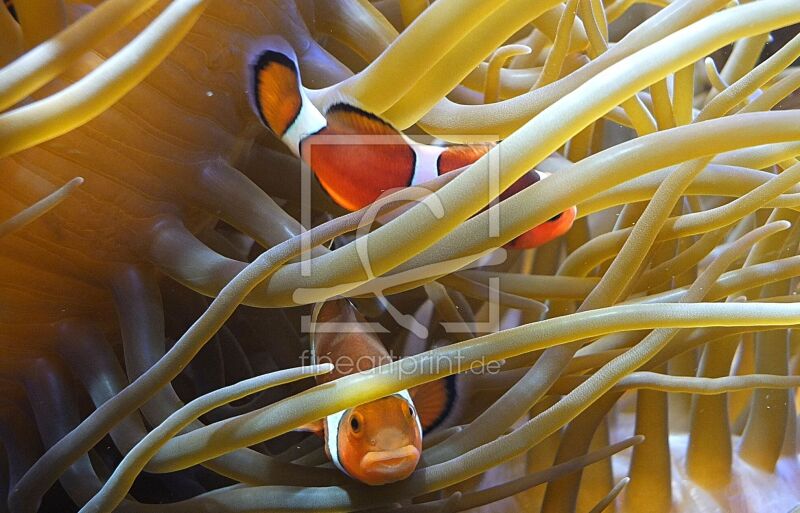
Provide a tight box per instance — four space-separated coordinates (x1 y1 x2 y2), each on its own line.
336 395 422 485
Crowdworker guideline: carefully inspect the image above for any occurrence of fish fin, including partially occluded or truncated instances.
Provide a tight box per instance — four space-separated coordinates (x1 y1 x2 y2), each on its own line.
499 170 542 201
324 103 407 137
251 49 302 136
410 375 458 434
303 103 416 211
309 301 329 364
295 419 325 435
309 299 357 374
314 298 353 324
508 205 577 249
436 144 494 175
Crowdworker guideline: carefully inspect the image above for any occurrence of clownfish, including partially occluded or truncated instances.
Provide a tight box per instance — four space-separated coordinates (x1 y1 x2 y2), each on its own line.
249 38 576 249
301 299 457 485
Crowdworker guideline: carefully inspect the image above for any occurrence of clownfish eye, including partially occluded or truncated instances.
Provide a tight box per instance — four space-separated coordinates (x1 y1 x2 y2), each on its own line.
350 416 361 432
406 404 415 418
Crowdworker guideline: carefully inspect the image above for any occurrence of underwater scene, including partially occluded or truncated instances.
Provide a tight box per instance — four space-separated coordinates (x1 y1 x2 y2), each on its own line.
1 0 800 511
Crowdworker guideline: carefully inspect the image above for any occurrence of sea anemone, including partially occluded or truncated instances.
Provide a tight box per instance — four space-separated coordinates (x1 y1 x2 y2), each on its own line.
1 0 800 512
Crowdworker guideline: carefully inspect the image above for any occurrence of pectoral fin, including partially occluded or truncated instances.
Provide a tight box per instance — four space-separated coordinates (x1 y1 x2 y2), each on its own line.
251 49 302 136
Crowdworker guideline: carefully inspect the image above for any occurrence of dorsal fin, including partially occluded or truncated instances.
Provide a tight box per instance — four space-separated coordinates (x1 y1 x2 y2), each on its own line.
251 49 302 136
309 299 350 362
302 103 416 211
436 143 495 175
310 299 391 383
324 103 407 137
295 419 324 435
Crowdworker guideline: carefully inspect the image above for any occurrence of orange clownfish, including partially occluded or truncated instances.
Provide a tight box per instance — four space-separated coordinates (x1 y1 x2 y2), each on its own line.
250 39 576 249
302 299 456 485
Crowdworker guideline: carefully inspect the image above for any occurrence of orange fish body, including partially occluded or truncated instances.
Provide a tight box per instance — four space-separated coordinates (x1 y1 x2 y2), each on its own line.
250 40 576 248
302 105 417 211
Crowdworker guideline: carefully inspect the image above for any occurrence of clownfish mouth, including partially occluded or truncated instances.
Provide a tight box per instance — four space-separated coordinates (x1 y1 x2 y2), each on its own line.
360 444 420 477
